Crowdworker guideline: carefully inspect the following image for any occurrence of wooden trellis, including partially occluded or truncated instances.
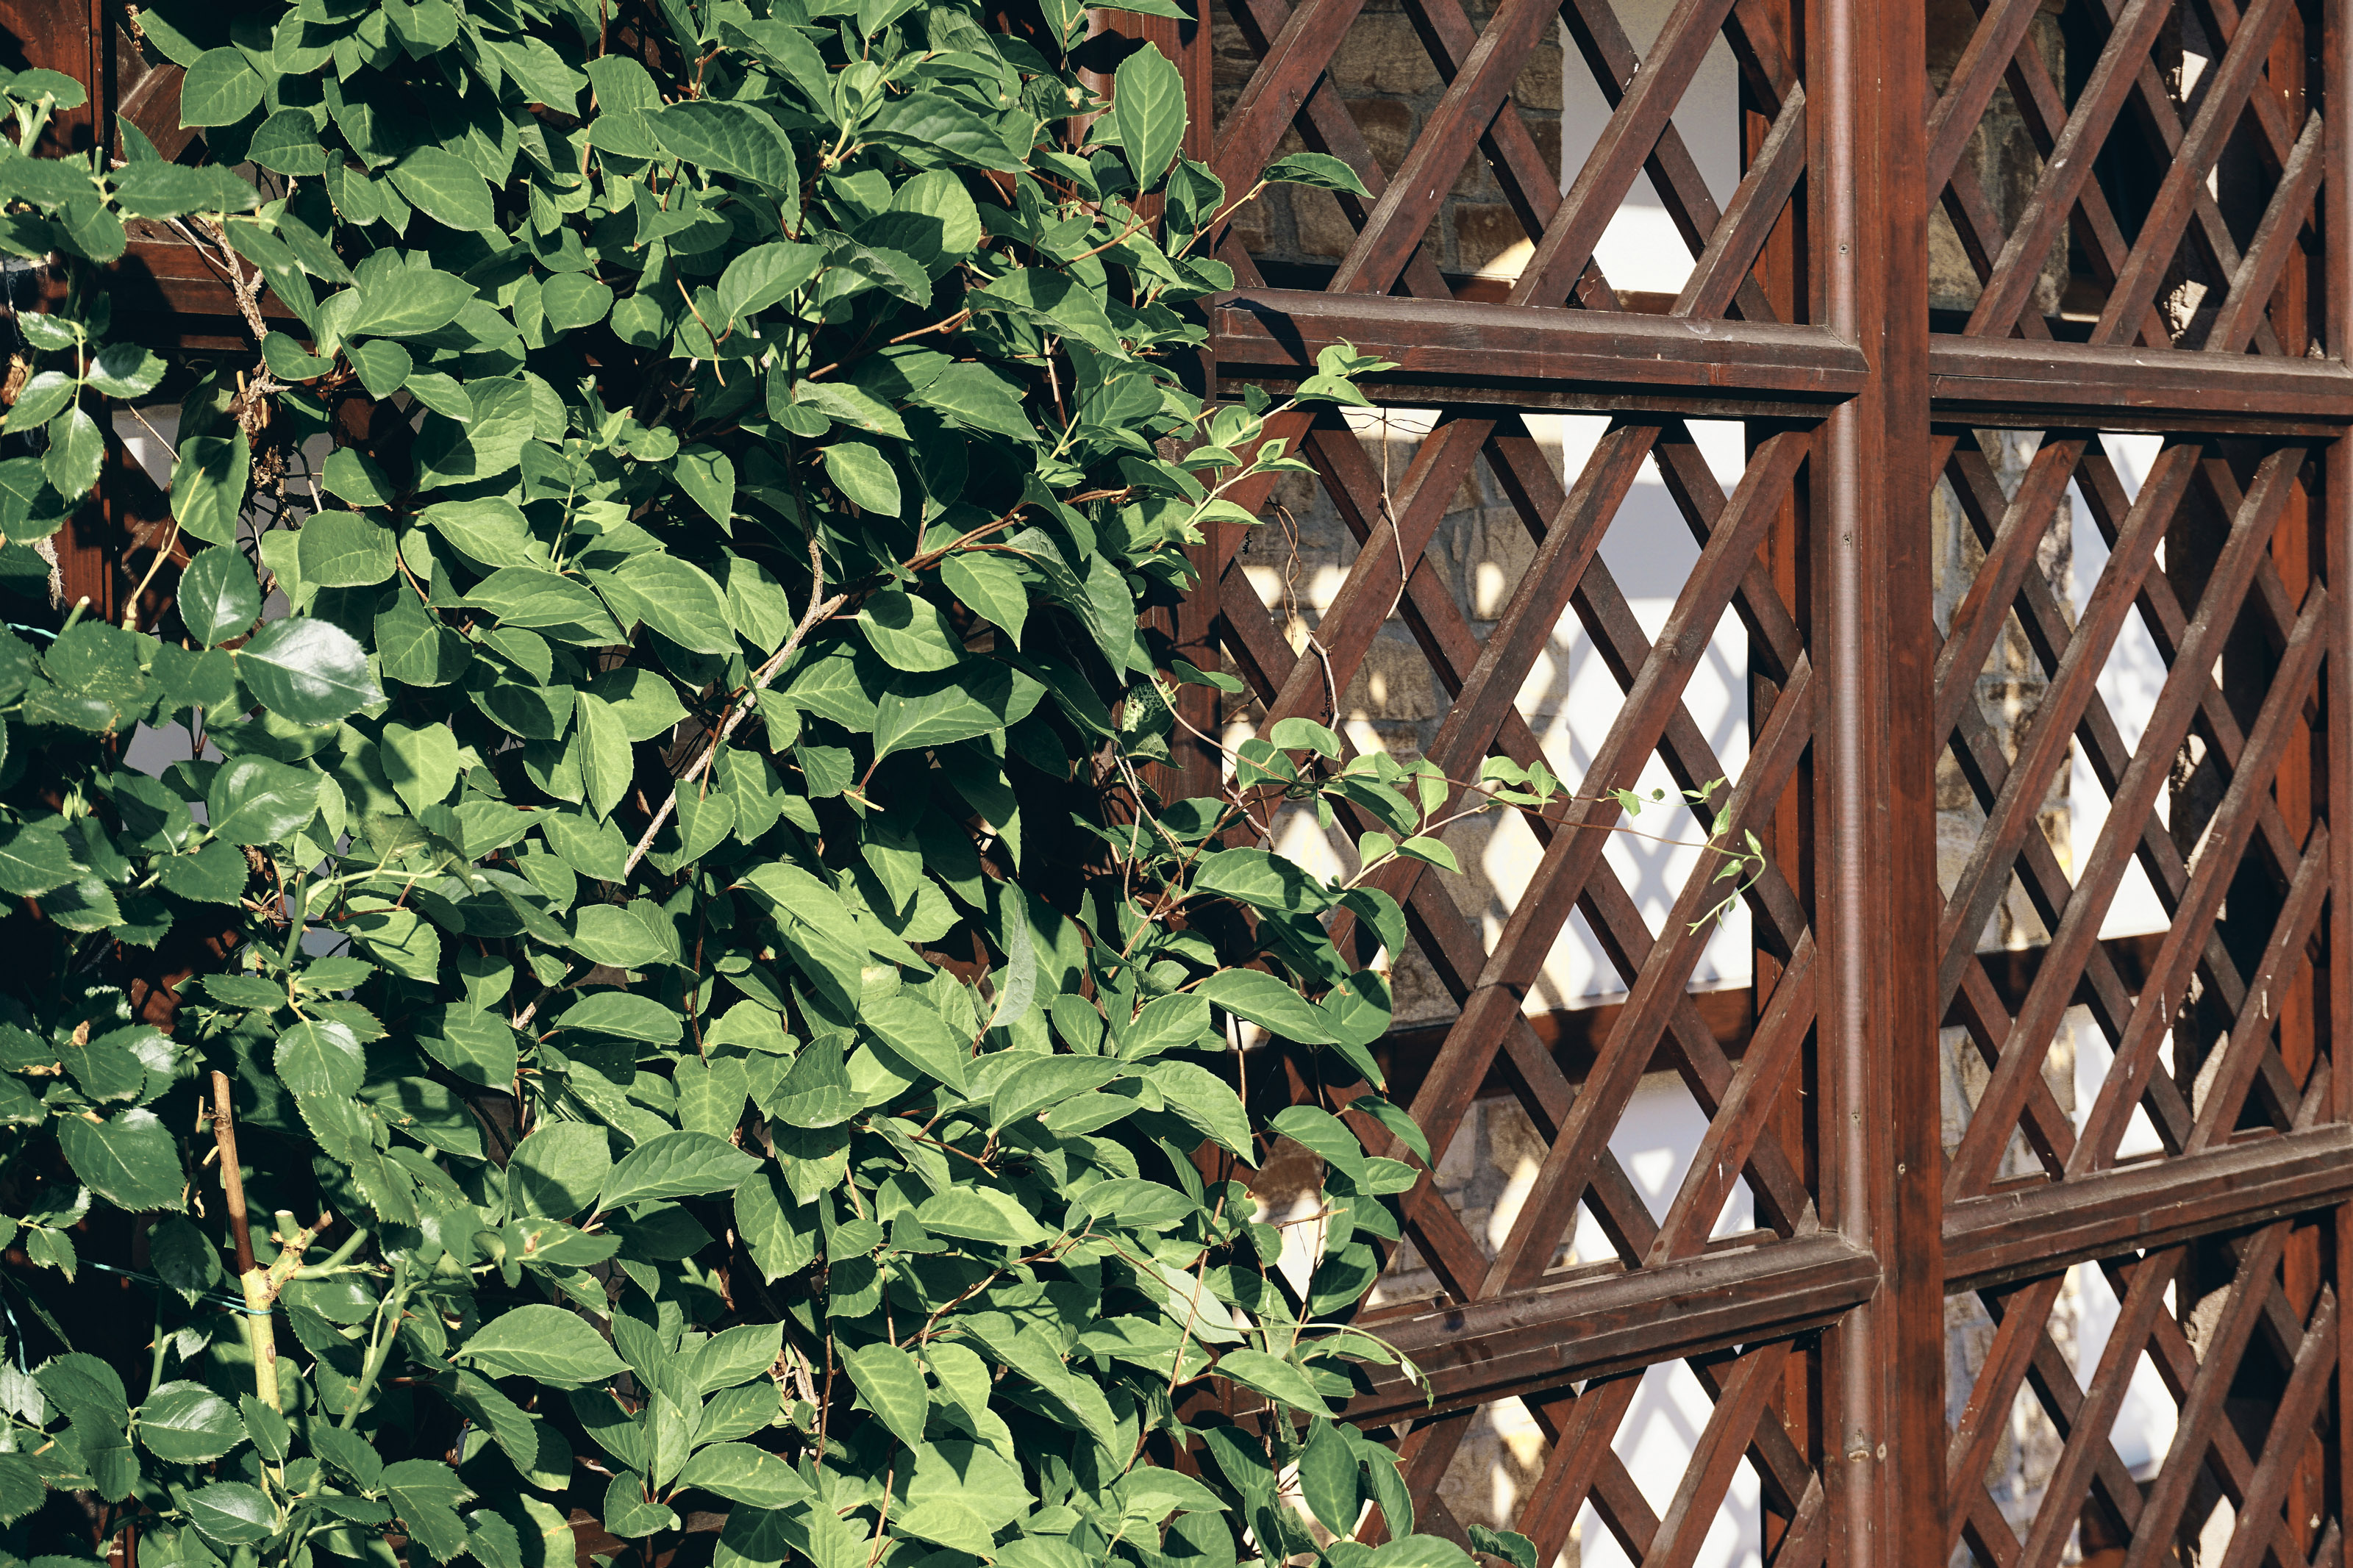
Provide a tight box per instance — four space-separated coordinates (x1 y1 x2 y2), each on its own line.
1144 0 2353 1561
13 0 2353 1558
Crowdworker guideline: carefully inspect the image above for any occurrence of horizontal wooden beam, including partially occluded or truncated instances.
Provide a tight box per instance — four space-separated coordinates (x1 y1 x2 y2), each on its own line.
1942 1125 2353 1293
1323 1129 2348 1421
110 237 295 354
1205 291 2353 432
1338 1234 1877 1422
1927 334 2353 435
1205 289 1869 418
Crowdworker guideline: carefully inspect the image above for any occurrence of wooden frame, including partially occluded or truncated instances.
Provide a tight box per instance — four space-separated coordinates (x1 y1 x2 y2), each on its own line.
18 0 2352 1556
1154 0 2352 1558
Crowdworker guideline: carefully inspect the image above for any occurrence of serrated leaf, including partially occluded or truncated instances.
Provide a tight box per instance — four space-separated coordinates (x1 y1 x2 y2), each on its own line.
234 617 380 724
185 1481 275 1544
274 1019 365 1097
138 1381 246 1464
207 756 318 845
599 1131 760 1210
178 49 263 127
57 1109 182 1211
460 1306 626 1386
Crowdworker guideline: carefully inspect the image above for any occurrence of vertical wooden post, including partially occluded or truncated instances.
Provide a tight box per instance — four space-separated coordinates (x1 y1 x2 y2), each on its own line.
1813 0 1939 1558
2325 0 2353 1542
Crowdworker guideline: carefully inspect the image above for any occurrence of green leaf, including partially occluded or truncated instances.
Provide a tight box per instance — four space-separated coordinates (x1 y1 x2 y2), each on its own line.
87 343 165 400
991 1056 1122 1130
890 1441 1031 1556
138 1381 246 1464
348 903 442 983
296 511 396 587
0 817 79 896
248 110 327 176
1261 151 1374 198
572 691 631 820
346 268 474 340
599 1131 760 1209
469 568 626 643
1215 1347 1332 1414
550 991 682 1044
234 617 381 724
971 268 1121 354
57 1109 183 1212
862 992 968 1093
112 162 257 218
1196 967 1339 1043
461 1306 628 1386
169 432 249 548
4 371 75 433
1113 42 1185 190
915 362 1035 443
824 440 900 516
856 589 960 672
764 1039 860 1128
275 1019 366 1097
413 1006 519 1088
239 1396 290 1463
914 1186 1050 1248
650 101 799 189
422 498 543 570
43 407 101 498
179 49 263 127
347 340 413 399
843 1342 929 1450
207 756 318 845
381 720 460 815
674 445 735 526
388 147 496 232
716 243 822 326
673 1443 813 1507
735 863 865 1017
940 553 1027 643
1138 1060 1254 1160
185 1481 276 1544
542 273 615 332
510 1123 611 1218
613 554 735 654
871 659 1043 764
177 546 261 648
601 1471 677 1539
1465 1526 1537 1568
584 668 686 741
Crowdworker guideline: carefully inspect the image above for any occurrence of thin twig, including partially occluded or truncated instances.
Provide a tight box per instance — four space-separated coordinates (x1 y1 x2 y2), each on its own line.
621 532 843 878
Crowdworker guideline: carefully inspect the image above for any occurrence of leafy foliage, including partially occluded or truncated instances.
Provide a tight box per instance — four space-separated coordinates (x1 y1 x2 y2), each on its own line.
0 7 1785 1566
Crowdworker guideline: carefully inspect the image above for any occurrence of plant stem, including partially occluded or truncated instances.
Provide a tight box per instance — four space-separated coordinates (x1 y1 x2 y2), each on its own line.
338 1257 410 1429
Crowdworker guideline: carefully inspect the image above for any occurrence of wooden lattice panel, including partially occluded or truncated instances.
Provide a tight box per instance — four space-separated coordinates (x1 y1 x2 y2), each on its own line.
1171 0 2353 1552
1949 1220 2340 1567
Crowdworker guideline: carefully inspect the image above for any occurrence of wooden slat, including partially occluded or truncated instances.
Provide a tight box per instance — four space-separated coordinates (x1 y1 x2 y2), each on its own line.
1927 337 2353 432
1334 1233 1878 1421
1943 1126 2353 1292
1208 289 1868 408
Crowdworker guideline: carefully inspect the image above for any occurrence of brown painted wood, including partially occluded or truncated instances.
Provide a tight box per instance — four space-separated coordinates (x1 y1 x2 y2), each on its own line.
1329 1233 1877 1421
